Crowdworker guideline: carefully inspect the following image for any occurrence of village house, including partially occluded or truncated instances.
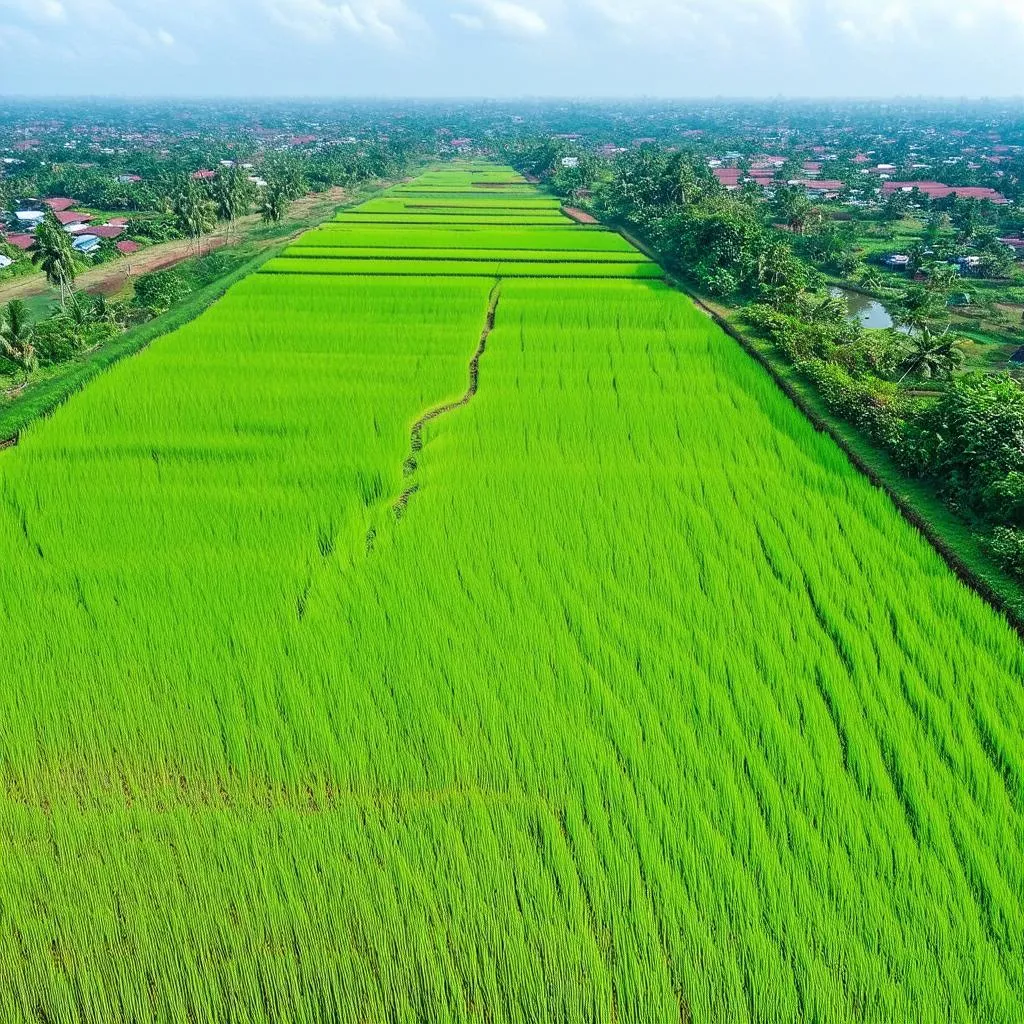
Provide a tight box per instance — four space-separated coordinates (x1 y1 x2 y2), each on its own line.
54 210 93 230
71 234 101 255
882 181 1009 204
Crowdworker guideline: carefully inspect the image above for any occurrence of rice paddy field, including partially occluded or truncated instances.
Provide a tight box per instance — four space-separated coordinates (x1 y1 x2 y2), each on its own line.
1 163 1023 1022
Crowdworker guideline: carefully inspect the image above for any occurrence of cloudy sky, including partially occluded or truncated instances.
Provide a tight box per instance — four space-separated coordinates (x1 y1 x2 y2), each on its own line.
1 0 1024 98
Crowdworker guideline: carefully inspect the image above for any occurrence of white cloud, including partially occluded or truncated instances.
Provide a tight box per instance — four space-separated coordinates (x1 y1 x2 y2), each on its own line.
582 0 797 46
459 0 548 37
157 27 175 45
452 11 485 29
827 0 1024 42
263 0 421 44
0 0 66 22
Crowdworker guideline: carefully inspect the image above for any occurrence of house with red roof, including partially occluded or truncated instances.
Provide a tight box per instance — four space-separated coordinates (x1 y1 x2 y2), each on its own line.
45 198 78 212
192 169 216 180
882 181 1009 204
54 210 93 227
4 234 34 251
87 225 126 239
116 240 142 255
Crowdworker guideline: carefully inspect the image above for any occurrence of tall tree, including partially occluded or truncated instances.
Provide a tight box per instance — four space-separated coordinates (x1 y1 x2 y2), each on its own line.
31 214 79 309
212 168 253 243
259 182 289 225
173 179 216 255
898 325 965 382
0 299 36 371
893 285 946 334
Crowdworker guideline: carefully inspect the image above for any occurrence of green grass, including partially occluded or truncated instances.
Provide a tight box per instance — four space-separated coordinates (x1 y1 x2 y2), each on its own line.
283 246 650 263
1 163 1022 1022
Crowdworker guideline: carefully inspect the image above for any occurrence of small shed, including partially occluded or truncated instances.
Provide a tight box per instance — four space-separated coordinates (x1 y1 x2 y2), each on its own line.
72 234 101 254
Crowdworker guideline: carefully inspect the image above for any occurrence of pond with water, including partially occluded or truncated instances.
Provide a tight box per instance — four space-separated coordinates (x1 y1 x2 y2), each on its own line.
830 286 902 330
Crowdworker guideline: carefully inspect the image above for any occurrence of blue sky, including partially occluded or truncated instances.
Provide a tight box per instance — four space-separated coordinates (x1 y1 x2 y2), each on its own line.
1 0 1024 98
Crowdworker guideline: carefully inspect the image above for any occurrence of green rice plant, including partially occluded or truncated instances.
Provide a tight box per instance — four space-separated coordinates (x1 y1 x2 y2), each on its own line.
0 164 1021 1024
262 257 663 279
299 226 628 251
282 246 651 263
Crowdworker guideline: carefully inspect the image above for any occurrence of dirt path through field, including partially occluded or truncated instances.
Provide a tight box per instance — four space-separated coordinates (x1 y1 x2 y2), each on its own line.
392 282 501 520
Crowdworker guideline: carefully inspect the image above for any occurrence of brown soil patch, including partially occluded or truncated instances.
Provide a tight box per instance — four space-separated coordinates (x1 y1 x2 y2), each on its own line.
563 206 598 225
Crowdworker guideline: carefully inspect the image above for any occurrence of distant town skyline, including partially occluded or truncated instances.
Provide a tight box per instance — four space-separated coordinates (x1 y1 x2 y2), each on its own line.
2 0 1024 99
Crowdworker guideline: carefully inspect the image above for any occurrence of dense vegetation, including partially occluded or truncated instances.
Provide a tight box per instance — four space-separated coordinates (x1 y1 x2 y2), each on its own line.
0 164 1021 1021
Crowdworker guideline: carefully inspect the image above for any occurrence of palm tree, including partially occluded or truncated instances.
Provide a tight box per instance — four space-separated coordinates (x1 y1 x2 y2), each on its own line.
259 182 289 224
898 326 965 382
893 285 945 334
212 168 253 243
173 180 216 255
63 294 94 348
31 215 78 308
0 299 36 371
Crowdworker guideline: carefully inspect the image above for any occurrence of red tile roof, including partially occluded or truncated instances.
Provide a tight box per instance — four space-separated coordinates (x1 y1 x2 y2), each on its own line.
882 181 1008 203
87 224 125 239
54 210 92 225
107 217 130 226
116 240 142 254
4 233 35 251
45 197 77 212
797 179 846 192
192 169 216 180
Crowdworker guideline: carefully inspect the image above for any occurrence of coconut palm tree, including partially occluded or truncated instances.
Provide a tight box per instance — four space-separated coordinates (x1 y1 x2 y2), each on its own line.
259 182 289 224
898 326 965 382
893 285 945 334
31 215 78 308
0 299 36 371
173 179 216 256
213 168 253 243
